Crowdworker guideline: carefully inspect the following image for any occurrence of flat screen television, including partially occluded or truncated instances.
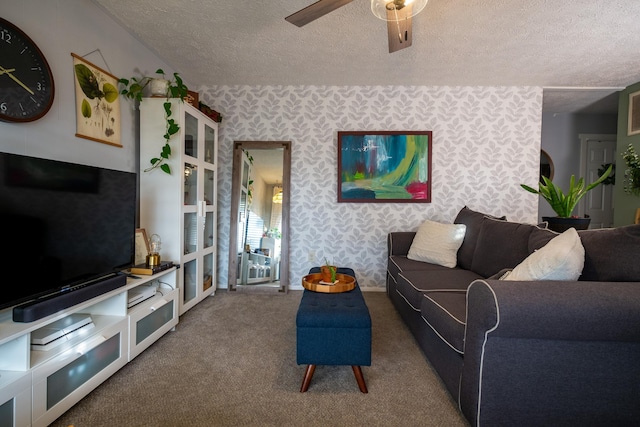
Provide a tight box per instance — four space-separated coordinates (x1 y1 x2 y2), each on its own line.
0 152 137 313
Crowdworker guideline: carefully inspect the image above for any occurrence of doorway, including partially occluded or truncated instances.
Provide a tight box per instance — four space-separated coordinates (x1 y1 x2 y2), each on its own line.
578 134 617 228
228 141 291 292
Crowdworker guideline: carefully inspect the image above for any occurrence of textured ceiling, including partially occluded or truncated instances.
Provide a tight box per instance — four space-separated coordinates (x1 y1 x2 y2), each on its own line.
93 0 640 114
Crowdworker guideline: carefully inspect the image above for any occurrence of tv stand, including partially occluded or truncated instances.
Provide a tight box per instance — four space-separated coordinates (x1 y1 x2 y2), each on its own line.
0 267 178 427
13 273 127 323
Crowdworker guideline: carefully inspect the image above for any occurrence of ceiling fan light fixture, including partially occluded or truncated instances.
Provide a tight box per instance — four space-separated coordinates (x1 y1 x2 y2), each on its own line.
371 0 428 21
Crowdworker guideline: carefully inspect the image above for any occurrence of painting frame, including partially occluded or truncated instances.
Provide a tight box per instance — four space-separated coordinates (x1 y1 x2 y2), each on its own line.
135 228 150 266
629 90 640 136
338 130 432 203
71 53 122 147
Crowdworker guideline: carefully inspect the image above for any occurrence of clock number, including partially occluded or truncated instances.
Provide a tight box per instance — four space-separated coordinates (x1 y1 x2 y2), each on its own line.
1 103 7 112
1 30 10 43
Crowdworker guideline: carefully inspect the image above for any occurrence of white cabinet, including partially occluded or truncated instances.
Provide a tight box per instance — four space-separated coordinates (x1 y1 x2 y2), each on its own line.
128 282 178 361
140 99 218 315
0 268 177 427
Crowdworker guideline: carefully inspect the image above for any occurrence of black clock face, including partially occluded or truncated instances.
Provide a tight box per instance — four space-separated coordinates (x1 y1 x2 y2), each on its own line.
0 18 55 122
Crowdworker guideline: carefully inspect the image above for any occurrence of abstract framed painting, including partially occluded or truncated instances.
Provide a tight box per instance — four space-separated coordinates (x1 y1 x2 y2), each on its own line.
338 131 432 203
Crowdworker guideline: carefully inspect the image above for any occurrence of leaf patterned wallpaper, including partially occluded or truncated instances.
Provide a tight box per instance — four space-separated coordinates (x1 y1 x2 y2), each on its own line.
200 85 543 290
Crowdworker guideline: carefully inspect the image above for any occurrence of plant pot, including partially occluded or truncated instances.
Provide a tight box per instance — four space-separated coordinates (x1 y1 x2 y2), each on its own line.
542 216 591 233
149 78 169 97
320 265 337 283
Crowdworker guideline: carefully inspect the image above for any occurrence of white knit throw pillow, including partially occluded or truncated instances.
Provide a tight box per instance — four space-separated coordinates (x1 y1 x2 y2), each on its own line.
502 227 585 281
407 220 467 268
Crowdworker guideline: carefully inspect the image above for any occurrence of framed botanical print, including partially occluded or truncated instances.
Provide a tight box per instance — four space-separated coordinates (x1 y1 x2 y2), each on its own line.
71 53 122 147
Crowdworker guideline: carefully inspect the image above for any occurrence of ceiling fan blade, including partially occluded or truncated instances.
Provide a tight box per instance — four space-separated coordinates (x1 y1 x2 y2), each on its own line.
285 0 355 27
387 4 413 53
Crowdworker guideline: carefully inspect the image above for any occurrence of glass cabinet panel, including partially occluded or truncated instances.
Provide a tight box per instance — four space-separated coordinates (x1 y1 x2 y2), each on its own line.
184 163 198 206
183 260 197 304
204 212 214 249
204 168 215 205
204 124 216 164
184 112 198 158
184 212 197 255
203 253 213 292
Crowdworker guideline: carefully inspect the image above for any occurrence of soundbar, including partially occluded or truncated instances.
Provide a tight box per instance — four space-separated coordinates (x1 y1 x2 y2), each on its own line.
13 273 127 323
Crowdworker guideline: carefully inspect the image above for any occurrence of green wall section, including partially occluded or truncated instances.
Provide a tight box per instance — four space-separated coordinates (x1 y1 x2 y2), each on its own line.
614 81 640 226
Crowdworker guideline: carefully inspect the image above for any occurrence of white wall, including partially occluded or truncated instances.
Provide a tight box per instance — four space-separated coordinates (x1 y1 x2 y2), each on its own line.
202 86 543 290
1 0 177 173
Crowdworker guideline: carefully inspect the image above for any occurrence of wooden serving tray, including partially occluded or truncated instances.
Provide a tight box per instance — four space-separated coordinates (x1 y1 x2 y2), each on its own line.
302 273 356 293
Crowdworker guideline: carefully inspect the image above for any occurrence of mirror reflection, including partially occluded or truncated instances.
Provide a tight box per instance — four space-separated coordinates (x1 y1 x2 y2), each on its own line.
540 149 554 183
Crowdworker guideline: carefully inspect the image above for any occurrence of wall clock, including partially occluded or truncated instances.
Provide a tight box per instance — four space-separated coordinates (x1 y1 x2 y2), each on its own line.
0 18 55 122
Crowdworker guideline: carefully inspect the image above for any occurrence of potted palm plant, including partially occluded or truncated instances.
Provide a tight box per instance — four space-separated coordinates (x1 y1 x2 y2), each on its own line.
118 69 189 174
520 164 613 232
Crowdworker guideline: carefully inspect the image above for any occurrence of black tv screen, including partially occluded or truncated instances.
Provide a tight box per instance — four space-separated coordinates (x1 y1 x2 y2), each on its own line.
0 153 136 311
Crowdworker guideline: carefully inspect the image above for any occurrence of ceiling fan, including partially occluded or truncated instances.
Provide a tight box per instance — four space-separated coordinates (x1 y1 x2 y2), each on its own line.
285 0 428 53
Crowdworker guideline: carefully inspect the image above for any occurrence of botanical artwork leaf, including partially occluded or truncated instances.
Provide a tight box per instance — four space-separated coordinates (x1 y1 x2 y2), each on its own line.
103 83 118 103
81 99 91 118
74 63 102 99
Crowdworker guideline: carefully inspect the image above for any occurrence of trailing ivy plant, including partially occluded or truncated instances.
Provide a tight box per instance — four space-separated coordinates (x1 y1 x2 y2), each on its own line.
118 69 188 174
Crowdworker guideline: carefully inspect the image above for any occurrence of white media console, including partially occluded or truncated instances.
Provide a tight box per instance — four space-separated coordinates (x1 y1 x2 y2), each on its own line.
0 268 178 427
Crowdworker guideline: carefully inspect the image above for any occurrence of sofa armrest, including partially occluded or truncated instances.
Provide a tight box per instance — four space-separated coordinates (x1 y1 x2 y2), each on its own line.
387 232 416 256
460 279 640 425
466 279 640 341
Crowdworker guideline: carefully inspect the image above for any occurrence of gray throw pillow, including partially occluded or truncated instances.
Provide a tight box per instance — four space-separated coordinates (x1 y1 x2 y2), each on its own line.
470 217 538 278
578 224 640 281
454 206 506 271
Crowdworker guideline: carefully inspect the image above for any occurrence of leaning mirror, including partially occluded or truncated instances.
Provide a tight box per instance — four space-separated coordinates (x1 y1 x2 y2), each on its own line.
228 141 291 292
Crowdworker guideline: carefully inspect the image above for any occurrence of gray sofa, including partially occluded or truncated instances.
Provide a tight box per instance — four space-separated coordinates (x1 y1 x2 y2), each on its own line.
386 206 640 426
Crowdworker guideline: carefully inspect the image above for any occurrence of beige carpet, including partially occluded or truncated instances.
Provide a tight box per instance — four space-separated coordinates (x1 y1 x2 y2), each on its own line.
50 290 469 427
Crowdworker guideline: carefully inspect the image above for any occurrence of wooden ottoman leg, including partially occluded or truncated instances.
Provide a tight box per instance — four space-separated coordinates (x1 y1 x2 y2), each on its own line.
352 366 368 393
300 364 316 392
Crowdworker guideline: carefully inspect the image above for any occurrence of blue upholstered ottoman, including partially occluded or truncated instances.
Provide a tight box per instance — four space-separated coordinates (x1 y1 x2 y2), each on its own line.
296 267 372 393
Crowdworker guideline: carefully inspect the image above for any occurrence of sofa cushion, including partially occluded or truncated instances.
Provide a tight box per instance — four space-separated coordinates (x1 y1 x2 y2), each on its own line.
502 228 585 281
407 220 467 268
470 217 539 278
578 224 640 281
397 269 482 310
420 291 467 354
388 255 450 286
454 206 506 271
